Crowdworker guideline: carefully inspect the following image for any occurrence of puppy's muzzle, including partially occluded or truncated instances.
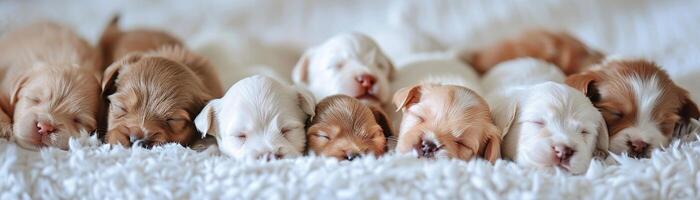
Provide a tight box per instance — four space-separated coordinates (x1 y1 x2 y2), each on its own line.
36 121 57 136
415 139 441 158
553 145 575 164
257 152 283 161
627 140 650 158
344 153 361 161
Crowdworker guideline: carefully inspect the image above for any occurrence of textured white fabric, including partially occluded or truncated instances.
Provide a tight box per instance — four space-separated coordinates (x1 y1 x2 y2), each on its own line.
1 0 700 199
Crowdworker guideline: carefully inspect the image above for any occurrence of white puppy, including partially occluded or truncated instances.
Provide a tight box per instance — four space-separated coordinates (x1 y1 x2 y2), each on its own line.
482 58 608 174
194 75 315 159
292 33 395 107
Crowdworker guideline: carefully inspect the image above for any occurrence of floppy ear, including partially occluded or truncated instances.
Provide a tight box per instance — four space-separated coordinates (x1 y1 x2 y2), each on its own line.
565 72 601 102
102 54 141 99
296 89 316 118
678 95 700 124
194 99 221 138
10 74 30 108
490 96 518 138
393 85 422 112
368 105 393 140
593 116 610 160
291 51 311 85
383 57 396 81
481 125 502 164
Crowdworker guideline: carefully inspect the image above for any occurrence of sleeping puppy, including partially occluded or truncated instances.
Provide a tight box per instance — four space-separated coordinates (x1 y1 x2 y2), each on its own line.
292 33 395 107
102 46 222 148
0 22 102 150
483 58 608 174
392 53 500 162
98 15 183 67
461 30 604 75
194 75 315 159
306 95 392 160
566 59 699 158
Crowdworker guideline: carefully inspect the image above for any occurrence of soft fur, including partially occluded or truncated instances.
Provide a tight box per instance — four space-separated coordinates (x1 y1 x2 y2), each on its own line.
98 15 183 67
0 22 102 150
483 58 608 174
194 75 315 159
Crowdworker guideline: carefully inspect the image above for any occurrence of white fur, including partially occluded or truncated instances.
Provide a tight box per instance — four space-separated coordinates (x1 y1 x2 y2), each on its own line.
483 58 608 174
193 75 314 159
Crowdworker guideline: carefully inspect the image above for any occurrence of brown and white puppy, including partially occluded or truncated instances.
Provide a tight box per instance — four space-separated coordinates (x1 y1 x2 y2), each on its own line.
461 30 604 75
393 83 501 163
98 15 183 67
566 59 700 158
0 22 102 150
102 46 222 148
306 95 393 160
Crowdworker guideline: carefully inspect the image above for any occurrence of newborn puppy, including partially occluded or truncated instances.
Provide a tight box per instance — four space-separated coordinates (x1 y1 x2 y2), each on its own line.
98 15 183 67
461 30 604 75
292 33 395 107
307 95 392 160
566 59 699 158
392 53 500 162
194 75 315 159
102 46 222 147
483 58 608 174
0 22 102 150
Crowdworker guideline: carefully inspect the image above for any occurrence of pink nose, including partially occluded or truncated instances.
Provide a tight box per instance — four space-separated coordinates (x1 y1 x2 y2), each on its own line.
553 145 574 162
37 122 56 135
356 74 376 88
629 140 649 153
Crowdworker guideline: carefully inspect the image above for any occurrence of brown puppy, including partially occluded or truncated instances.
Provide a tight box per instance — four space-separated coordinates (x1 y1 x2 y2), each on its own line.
98 15 183 68
0 22 102 150
307 95 392 160
461 30 604 75
394 83 501 163
102 46 222 147
566 59 699 158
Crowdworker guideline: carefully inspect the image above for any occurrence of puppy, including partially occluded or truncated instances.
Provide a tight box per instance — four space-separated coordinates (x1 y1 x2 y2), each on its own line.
102 46 222 148
98 15 183 67
194 75 315 159
461 30 604 75
292 33 395 107
392 53 500 162
0 22 102 150
306 95 392 160
566 59 699 158
483 58 608 174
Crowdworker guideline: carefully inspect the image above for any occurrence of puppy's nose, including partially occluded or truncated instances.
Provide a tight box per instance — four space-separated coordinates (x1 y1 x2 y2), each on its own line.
416 140 439 158
356 74 376 88
37 122 56 135
553 145 575 162
258 152 283 161
345 153 361 161
629 140 649 154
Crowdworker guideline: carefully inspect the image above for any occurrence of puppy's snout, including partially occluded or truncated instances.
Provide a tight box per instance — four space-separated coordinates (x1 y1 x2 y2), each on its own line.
257 152 283 161
553 145 574 162
628 140 649 157
36 122 56 136
356 74 377 88
345 153 361 161
416 140 439 158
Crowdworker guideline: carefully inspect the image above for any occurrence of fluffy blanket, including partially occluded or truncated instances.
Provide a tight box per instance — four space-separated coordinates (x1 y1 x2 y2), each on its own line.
1 0 700 199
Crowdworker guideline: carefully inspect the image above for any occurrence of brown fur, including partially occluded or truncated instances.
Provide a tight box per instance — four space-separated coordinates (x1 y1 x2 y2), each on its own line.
98 15 183 68
101 46 222 147
393 84 501 163
306 95 392 160
462 30 604 75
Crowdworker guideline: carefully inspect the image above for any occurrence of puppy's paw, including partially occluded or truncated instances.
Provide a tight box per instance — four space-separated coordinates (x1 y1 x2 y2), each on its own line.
593 150 608 160
0 122 11 139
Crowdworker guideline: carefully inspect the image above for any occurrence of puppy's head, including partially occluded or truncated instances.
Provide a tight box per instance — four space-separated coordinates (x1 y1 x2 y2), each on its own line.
393 83 501 162
566 59 699 158
306 95 392 160
500 82 608 174
194 75 315 159
102 54 211 148
11 64 100 150
292 33 395 107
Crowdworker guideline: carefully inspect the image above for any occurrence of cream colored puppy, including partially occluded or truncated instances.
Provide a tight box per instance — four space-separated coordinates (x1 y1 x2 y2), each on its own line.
194 75 315 159
392 52 500 162
0 22 102 150
483 58 608 174
292 33 395 107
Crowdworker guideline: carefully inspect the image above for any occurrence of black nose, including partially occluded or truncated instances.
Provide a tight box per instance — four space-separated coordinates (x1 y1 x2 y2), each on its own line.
416 140 439 158
345 153 361 161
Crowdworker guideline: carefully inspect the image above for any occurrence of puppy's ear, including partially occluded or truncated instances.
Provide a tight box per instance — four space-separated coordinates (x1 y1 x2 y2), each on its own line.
565 72 601 103
368 105 393 140
383 57 396 81
292 51 311 84
393 85 422 112
297 89 316 118
10 74 30 108
674 93 700 137
194 99 221 138
593 116 610 160
102 54 141 98
490 96 518 138
481 125 502 164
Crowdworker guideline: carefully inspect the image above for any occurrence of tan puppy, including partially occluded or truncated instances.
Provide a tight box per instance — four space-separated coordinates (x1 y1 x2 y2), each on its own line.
0 22 102 150
566 59 699 158
102 46 222 147
307 95 392 160
98 15 183 67
461 30 604 75
393 83 501 163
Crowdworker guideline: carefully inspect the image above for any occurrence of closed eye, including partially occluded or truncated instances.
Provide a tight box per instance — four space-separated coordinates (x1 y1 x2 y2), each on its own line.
312 133 330 140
